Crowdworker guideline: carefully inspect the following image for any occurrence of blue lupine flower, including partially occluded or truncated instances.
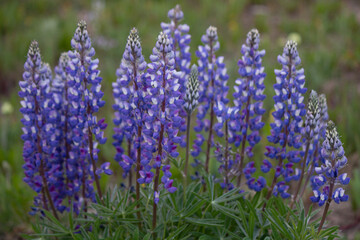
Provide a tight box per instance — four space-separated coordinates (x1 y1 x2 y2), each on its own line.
146 31 182 197
262 40 307 198
20 41 64 216
161 4 191 94
112 28 148 184
302 90 321 166
67 20 109 202
307 94 329 184
311 121 349 206
232 29 266 189
192 26 229 173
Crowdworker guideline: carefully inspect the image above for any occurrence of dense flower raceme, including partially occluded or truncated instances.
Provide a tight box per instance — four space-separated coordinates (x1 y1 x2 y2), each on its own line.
311 121 349 206
112 28 149 183
161 4 191 94
191 26 229 175
20 41 65 215
263 40 307 198
66 20 111 203
231 29 266 191
145 32 183 199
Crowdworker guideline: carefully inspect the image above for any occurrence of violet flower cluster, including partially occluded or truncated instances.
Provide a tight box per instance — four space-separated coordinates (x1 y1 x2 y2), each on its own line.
67 20 110 202
20 20 111 216
146 31 183 202
232 29 267 191
263 40 307 198
20 41 64 216
161 4 191 94
191 26 229 175
112 28 148 184
311 121 349 206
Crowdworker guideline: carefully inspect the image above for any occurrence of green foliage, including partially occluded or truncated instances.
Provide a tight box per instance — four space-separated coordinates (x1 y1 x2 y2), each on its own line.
27 177 341 240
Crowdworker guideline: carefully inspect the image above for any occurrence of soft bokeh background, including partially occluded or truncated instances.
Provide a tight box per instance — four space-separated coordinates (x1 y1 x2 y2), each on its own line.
1 0 359 239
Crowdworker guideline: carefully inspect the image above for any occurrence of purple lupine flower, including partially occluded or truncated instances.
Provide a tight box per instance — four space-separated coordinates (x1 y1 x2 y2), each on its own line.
20 41 62 217
311 121 349 206
112 28 148 186
263 40 307 199
232 29 266 189
146 31 182 199
290 90 322 204
53 52 85 213
161 5 192 146
301 93 329 198
302 91 321 166
161 4 191 94
192 26 229 173
67 20 109 202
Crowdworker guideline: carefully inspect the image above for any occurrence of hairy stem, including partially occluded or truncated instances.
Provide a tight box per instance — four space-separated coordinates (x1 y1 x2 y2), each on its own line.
184 114 191 188
290 141 310 209
136 126 142 228
224 120 229 189
204 40 215 175
237 95 251 188
300 146 318 198
152 49 167 234
318 181 334 233
128 139 132 188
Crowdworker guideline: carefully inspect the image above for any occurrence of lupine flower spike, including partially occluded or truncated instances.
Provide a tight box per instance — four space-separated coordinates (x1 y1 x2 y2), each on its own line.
311 121 349 233
232 29 266 190
299 93 329 198
192 26 229 175
67 20 110 204
263 40 307 200
161 4 191 95
53 52 84 213
183 65 199 187
146 31 182 230
113 27 147 224
20 41 59 218
290 90 321 208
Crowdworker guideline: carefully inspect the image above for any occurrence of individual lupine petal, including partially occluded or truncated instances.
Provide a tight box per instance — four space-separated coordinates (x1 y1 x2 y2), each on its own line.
333 188 349 204
164 179 177 193
95 162 113 176
318 192 328 207
261 159 272 173
138 170 154 184
247 176 266 192
243 161 256 179
273 181 290 198
310 190 321 203
338 173 350 185
154 191 160 205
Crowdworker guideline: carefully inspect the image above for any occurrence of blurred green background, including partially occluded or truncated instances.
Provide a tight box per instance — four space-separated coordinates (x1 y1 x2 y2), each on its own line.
0 0 360 239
